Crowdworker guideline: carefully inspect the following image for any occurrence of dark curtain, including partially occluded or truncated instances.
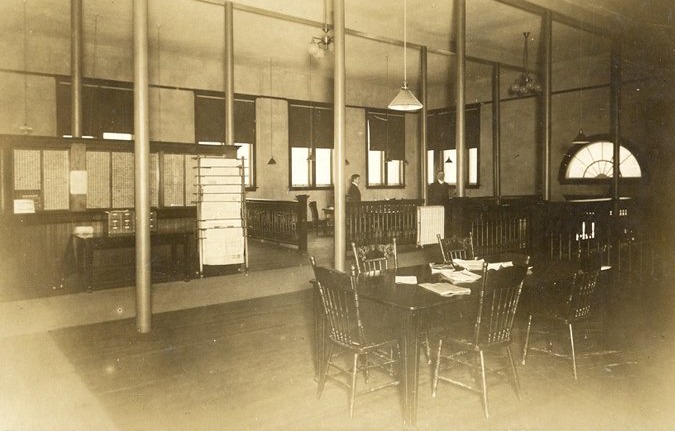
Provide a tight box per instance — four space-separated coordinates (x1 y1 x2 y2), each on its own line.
57 79 133 138
195 94 256 144
427 105 480 150
289 103 334 149
368 111 405 160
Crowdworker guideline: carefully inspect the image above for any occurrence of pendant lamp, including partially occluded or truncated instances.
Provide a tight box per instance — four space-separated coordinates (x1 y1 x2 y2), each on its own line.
388 0 422 112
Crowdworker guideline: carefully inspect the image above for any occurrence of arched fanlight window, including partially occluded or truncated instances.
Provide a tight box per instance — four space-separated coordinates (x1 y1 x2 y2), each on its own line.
559 134 643 183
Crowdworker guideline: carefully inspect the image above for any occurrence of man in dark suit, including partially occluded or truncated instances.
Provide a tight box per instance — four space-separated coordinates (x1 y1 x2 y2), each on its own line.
347 174 361 202
428 170 450 206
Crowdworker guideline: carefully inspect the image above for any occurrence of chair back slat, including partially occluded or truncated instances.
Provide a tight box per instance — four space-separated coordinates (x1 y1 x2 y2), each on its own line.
437 233 475 265
473 261 528 346
351 239 398 276
565 270 600 321
312 263 365 348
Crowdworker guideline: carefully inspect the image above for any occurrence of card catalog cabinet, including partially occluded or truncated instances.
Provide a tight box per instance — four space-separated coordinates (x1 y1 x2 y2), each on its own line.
195 156 248 274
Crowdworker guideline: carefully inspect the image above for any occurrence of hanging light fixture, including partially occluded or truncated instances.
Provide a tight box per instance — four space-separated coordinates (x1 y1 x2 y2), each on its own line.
307 0 334 60
267 59 277 165
571 38 590 145
508 32 542 97
388 0 422 112
306 56 315 161
445 156 453 163
572 129 590 145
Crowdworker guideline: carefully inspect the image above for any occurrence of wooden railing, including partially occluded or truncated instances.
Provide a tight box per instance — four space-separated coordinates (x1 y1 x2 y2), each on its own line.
346 199 423 246
444 196 656 275
246 195 308 251
445 197 537 257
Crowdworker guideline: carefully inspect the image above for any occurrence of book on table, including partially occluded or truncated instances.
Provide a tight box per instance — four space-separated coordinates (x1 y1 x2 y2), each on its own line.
419 282 471 297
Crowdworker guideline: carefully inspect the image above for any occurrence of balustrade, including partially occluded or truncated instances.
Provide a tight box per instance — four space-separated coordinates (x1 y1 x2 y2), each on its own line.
346 199 422 246
246 196 308 251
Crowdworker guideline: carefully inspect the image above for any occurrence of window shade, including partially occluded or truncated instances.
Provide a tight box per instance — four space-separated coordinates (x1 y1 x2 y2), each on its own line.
368 111 405 160
289 103 334 149
427 105 480 150
57 80 134 138
195 95 256 144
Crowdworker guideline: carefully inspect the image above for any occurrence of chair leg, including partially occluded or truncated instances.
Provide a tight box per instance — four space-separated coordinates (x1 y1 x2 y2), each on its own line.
431 338 443 397
569 323 578 380
478 350 489 419
423 331 432 365
317 343 334 398
506 346 521 400
349 353 359 418
521 314 533 365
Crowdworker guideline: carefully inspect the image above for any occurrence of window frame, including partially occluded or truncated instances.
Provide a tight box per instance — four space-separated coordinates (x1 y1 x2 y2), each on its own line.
558 134 644 184
365 109 406 189
56 77 134 139
194 91 257 191
426 148 480 188
288 101 334 191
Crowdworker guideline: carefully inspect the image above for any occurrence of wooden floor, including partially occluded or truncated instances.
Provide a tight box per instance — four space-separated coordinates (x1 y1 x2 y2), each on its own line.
40 269 675 431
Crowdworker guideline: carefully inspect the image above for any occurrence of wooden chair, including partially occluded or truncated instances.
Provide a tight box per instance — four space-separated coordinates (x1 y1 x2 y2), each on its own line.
521 267 602 380
437 232 475 266
310 257 400 418
308 201 328 236
432 259 529 418
351 238 398 276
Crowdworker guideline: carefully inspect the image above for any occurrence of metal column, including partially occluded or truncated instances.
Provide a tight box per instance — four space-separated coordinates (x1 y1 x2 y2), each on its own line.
542 12 553 201
610 41 621 204
455 0 466 196
492 63 501 200
333 0 346 271
420 46 428 202
70 0 83 138
133 0 152 333
224 2 235 146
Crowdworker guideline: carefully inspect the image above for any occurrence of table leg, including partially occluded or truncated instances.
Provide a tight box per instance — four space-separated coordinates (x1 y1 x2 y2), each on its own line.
184 234 192 281
84 242 94 292
400 310 421 428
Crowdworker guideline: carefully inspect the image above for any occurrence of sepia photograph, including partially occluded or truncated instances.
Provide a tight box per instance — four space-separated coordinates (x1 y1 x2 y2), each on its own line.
0 0 673 429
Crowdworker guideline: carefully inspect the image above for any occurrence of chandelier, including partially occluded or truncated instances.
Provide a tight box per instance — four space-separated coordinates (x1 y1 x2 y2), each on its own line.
509 32 542 97
308 27 334 59
307 0 334 59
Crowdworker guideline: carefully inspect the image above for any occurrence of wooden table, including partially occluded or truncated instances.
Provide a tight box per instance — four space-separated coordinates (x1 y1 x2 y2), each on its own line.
356 264 477 428
312 258 577 427
72 232 193 291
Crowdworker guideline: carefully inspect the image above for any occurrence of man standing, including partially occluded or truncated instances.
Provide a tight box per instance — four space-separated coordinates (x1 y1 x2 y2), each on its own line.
428 170 450 206
347 174 361 202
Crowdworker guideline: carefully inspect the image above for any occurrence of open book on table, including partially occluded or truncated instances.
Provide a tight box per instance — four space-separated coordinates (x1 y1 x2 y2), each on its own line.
440 269 482 284
419 282 471 297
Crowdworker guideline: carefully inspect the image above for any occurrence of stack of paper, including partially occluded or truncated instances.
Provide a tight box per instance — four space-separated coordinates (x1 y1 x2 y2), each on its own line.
429 263 455 274
440 269 482 284
487 261 514 270
419 282 471 297
395 275 418 285
452 258 485 271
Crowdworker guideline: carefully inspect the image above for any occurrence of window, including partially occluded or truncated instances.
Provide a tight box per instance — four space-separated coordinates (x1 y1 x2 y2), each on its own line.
57 78 134 138
427 148 478 185
288 103 333 189
559 136 642 183
426 105 480 186
366 110 405 187
194 93 256 189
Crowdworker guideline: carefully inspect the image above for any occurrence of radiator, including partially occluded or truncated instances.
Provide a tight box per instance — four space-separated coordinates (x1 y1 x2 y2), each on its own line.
417 205 445 246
